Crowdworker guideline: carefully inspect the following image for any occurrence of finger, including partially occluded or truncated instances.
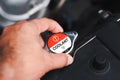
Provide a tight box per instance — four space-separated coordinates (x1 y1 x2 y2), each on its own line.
29 18 63 34
39 37 45 48
45 53 73 70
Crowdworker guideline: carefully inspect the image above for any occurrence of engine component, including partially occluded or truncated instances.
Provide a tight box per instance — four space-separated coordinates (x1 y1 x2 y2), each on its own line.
47 31 78 54
0 0 50 26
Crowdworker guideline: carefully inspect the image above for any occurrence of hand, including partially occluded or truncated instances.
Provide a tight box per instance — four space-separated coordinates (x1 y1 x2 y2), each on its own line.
0 18 73 80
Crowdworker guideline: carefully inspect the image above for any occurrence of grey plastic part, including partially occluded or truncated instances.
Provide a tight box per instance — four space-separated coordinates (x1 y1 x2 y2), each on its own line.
64 31 78 54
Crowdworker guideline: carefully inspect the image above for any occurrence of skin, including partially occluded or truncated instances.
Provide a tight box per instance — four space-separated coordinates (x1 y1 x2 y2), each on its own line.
0 18 73 80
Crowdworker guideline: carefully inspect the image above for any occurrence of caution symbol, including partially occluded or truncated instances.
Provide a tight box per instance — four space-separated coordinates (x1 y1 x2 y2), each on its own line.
52 36 59 42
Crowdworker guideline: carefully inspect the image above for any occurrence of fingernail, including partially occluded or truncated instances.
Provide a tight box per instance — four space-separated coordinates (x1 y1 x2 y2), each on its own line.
67 55 74 65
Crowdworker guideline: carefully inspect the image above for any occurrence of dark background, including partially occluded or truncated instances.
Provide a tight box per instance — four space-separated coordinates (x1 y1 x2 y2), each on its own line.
42 0 120 80
48 0 120 39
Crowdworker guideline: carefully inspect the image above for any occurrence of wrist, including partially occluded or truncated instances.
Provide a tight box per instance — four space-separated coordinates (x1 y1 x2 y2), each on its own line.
1 61 40 80
1 62 15 80
0 45 15 79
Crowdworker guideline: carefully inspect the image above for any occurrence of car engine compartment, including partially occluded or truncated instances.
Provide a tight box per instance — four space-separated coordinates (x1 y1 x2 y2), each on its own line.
0 0 120 80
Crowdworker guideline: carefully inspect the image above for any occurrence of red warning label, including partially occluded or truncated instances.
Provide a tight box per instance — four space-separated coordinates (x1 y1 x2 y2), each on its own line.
47 33 72 53
48 33 67 48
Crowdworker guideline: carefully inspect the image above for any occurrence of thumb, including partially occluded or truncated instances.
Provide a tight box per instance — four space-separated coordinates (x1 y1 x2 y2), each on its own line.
46 53 73 70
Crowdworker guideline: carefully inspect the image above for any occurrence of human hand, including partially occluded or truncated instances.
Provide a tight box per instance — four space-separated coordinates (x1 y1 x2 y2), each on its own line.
0 18 73 80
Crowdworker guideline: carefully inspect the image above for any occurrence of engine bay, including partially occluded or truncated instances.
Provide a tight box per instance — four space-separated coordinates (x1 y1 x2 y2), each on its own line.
0 0 120 80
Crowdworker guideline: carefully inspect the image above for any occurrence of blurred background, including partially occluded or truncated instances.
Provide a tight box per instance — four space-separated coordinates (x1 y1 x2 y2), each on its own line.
0 0 119 30
0 0 119 38
0 0 120 37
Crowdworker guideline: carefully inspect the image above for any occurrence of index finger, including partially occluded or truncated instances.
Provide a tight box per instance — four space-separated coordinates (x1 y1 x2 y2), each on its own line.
29 18 64 34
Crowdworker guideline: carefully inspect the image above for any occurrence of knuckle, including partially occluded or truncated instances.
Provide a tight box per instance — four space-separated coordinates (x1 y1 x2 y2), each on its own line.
2 25 12 33
15 20 28 25
3 27 9 31
62 54 69 61
15 21 32 28
19 21 30 27
21 22 30 27
17 21 32 30
40 18 57 23
60 54 69 65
